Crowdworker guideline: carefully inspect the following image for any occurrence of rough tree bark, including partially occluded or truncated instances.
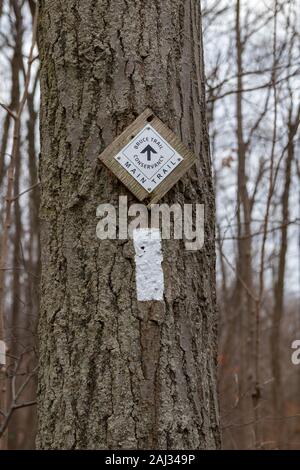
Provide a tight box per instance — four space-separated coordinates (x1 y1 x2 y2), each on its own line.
37 0 220 449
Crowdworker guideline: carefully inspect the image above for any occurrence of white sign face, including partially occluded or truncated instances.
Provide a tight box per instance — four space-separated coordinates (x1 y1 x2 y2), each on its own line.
115 124 183 193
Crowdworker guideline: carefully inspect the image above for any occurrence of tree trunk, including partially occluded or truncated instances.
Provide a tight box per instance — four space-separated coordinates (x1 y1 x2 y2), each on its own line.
271 105 300 447
233 0 255 447
37 0 220 450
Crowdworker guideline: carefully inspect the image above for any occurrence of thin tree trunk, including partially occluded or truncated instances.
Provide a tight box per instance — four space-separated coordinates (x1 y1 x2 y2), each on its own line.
233 0 255 447
37 0 220 449
271 104 300 447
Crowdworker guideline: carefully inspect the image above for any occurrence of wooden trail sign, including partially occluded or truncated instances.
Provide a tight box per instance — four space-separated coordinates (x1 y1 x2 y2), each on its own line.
99 108 196 204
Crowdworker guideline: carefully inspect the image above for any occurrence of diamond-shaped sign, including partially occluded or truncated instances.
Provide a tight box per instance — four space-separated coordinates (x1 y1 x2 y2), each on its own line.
115 124 183 193
99 108 196 204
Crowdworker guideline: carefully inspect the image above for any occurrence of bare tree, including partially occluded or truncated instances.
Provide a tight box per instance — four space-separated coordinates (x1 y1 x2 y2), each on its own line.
0 0 38 449
36 0 220 449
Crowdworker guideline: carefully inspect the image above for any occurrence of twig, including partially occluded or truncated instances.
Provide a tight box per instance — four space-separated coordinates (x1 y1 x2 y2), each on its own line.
10 182 40 202
0 103 17 120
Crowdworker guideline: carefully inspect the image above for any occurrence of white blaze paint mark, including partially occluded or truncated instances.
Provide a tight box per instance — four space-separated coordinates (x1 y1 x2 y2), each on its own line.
0 340 6 365
133 228 164 301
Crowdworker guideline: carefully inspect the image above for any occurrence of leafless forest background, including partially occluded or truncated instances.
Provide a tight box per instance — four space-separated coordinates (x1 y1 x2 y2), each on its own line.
0 0 299 450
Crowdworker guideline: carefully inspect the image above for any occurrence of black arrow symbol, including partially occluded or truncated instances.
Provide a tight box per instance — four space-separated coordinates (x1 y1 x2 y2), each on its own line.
140 144 157 162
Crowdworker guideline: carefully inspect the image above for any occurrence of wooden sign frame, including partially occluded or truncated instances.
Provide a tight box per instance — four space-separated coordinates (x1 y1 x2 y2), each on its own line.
98 108 196 204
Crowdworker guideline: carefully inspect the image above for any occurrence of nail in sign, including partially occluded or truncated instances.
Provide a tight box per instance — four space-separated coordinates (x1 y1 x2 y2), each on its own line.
115 124 183 193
